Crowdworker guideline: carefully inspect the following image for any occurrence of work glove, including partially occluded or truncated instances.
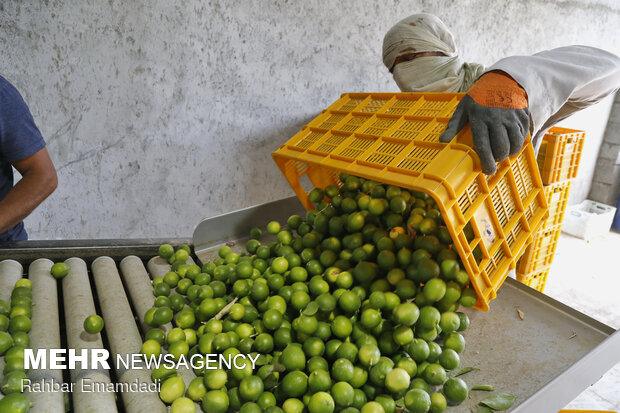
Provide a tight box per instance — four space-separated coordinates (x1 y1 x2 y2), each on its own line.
439 71 530 175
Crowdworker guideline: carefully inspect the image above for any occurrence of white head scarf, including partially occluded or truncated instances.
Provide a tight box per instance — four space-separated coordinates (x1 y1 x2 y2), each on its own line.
383 13 485 93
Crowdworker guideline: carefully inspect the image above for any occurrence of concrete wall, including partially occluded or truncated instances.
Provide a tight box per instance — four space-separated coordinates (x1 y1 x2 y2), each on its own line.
588 92 620 206
556 94 615 205
1 0 619 239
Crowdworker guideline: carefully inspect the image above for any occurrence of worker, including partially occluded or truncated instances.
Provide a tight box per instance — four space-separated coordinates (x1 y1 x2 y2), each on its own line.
383 13 620 174
0 75 57 241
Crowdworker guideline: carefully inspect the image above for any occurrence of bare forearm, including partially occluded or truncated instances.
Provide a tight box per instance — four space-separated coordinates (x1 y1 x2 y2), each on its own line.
0 171 57 235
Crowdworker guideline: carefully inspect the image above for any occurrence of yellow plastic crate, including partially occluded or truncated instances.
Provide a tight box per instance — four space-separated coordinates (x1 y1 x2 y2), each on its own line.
517 267 550 292
272 93 548 311
517 224 562 274
537 126 585 185
541 181 572 228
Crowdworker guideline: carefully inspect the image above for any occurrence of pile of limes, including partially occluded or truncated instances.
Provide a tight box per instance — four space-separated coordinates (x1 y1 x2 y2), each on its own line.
0 279 33 413
147 174 480 413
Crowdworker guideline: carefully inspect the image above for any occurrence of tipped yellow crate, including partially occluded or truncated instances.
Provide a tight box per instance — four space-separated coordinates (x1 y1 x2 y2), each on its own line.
517 267 550 292
541 180 572 228
272 93 549 311
517 224 562 274
537 127 585 185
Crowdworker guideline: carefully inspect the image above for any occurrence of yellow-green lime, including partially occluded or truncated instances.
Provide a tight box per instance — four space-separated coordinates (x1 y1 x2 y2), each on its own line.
83 315 104 334
51 262 69 279
170 397 196 413
160 376 186 404
308 392 335 413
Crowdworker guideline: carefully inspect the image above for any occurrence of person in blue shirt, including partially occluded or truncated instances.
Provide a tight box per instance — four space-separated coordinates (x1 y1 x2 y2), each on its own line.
0 75 57 241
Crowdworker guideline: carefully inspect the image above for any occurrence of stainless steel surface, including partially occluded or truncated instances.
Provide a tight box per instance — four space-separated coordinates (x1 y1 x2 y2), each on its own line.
192 195 305 264
190 196 620 412
460 278 619 412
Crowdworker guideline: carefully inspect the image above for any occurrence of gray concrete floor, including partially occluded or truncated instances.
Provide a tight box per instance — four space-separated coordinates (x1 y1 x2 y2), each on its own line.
541 230 620 410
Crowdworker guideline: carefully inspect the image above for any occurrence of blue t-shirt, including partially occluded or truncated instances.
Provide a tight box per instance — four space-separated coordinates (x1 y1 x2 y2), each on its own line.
0 76 46 241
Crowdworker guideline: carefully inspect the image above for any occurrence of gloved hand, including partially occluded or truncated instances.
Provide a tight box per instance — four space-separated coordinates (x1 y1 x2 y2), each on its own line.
439 71 530 174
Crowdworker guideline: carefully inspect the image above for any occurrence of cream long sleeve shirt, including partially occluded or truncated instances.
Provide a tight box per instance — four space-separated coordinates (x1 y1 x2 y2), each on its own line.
485 45 620 150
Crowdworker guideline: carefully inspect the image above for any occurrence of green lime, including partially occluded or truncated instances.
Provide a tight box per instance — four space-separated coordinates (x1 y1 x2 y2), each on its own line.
396 357 417 377
281 344 306 371
423 278 446 302
240 402 262 413
158 244 175 259
0 299 9 316
51 262 69 279
308 392 335 413
307 356 329 373
141 339 161 359
0 314 8 331
267 221 281 234
0 393 31 413
11 331 29 348
442 377 468 403
175 249 189 263
170 397 195 413
282 398 305 413
187 377 207 401
202 390 229 413
204 369 228 390
153 282 171 297
239 376 264 402
444 332 466 353
1 371 27 394
384 368 410 394
456 312 470 332
429 392 447 413
153 307 174 326
417 306 440 330
332 358 355 382
281 371 308 397
168 340 189 361
332 381 354 407
438 312 460 334
308 369 332 392
459 288 477 307
8 316 30 334
160 376 186 404
338 291 361 313
438 348 460 371
358 344 381 367
83 315 104 334
360 401 385 413
360 309 382 329
406 339 429 363
392 326 414 346
392 302 419 326
423 363 447 386
331 316 353 339
404 389 431 413
303 337 325 357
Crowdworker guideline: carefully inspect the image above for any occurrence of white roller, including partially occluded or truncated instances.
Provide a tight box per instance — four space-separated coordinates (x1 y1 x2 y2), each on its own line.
91 257 166 413
63 258 118 413
123 256 200 409
146 257 170 279
25 259 65 413
0 259 22 401
119 256 158 332
0 259 22 301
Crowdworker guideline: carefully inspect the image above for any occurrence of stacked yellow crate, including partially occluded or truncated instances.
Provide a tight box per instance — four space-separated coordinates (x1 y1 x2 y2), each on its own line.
517 127 586 292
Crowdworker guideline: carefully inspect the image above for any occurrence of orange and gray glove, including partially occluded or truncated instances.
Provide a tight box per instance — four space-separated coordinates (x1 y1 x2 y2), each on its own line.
439 71 530 175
